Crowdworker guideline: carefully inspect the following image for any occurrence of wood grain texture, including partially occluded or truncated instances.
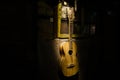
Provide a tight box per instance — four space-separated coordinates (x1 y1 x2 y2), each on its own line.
59 41 79 77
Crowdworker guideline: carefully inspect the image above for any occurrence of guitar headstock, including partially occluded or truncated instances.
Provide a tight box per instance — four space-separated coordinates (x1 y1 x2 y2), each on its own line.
67 7 75 22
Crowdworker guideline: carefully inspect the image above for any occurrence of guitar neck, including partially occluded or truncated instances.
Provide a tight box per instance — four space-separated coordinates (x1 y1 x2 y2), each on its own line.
66 7 74 50
68 18 73 50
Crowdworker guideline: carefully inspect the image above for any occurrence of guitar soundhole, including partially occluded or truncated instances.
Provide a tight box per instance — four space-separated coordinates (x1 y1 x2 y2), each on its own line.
68 50 73 55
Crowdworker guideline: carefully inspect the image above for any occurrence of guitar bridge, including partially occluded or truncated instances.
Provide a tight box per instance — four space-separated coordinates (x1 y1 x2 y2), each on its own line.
67 64 75 68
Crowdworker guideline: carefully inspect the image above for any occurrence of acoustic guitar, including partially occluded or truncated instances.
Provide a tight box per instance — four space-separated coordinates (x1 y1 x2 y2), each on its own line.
59 7 79 77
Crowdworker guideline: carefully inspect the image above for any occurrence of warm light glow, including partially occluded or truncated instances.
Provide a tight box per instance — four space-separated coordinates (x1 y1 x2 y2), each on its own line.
64 1 67 5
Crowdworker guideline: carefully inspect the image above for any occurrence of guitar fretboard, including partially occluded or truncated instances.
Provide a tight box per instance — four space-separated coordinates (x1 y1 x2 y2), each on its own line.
69 22 73 50
66 7 74 52
68 18 74 51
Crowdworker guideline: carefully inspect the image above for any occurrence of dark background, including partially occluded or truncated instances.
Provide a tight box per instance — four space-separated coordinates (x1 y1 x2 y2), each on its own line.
0 0 118 80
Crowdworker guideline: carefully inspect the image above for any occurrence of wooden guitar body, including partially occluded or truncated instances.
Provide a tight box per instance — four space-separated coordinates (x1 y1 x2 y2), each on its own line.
58 2 79 77
59 41 79 77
